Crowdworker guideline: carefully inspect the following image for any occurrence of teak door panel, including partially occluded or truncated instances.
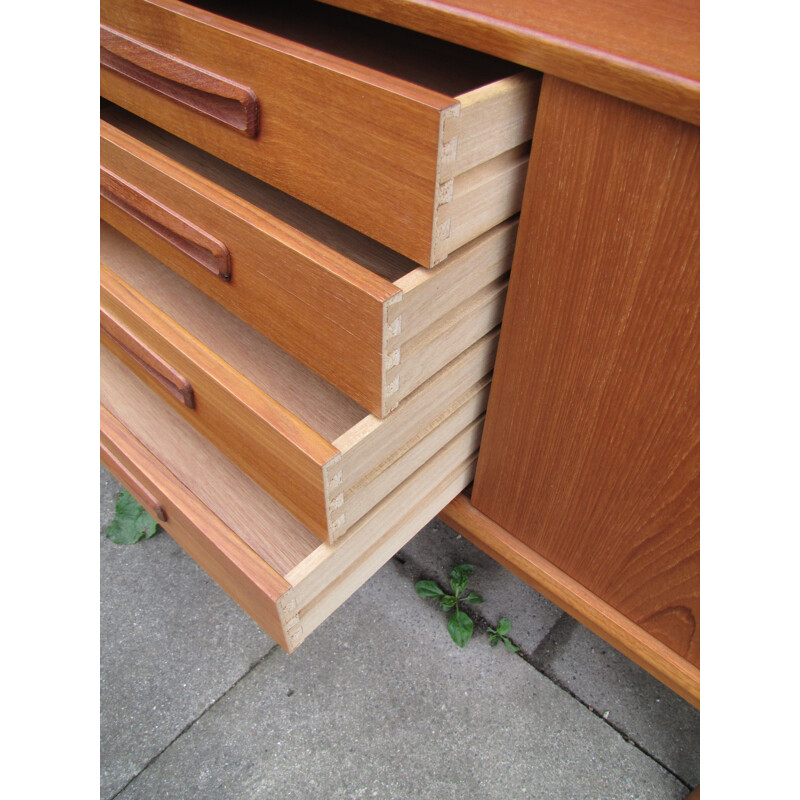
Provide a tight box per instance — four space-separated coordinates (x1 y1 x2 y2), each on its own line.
472 76 699 668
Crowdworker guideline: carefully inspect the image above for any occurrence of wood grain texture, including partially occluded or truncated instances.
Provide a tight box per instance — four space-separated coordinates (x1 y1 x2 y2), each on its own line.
101 228 497 543
438 493 699 707
100 0 536 265
289 421 482 645
472 77 699 668
317 0 699 124
100 113 515 416
100 306 194 408
101 222 366 443
101 116 393 415
101 23 259 136
101 163 232 280
102 350 320 574
102 361 481 653
101 264 339 542
101 445 167 522
101 404 296 649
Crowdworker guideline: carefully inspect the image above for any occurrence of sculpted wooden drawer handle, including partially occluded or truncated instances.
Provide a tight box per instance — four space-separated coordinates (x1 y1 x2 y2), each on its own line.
101 445 168 523
101 166 232 280
101 308 195 410
100 24 259 138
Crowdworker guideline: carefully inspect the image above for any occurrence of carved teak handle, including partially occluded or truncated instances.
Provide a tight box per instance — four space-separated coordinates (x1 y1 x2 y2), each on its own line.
101 166 232 280
101 309 195 410
100 24 260 137
101 446 168 523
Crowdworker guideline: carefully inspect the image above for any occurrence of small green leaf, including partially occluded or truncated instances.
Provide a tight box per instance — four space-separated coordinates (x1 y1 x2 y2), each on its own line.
488 635 500 647
502 637 520 653
440 595 457 609
415 580 445 598
462 591 483 604
447 610 473 647
495 618 511 636
449 564 474 597
106 489 158 544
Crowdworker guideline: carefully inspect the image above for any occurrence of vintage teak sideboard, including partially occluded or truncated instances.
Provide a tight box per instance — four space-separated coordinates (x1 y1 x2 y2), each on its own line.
100 0 699 708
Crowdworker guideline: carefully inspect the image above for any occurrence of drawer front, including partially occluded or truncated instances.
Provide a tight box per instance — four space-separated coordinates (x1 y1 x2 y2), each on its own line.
101 118 393 415
100 0 538 266
101 250 497 546
101 405 296 650
100 263 338 541
101 360 483 653
101 117 514 416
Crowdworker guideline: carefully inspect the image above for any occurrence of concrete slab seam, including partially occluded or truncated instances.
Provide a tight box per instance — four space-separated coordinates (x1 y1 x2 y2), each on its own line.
391 555 695 794
107 643 282 800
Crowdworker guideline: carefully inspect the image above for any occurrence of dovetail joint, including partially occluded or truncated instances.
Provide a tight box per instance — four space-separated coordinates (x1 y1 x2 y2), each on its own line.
435 218 451 243
385 376 400 396
328 492 344 511
440 134 458 164
330 513 346 532
437 178 454 206
327 470 343 490
385 349 400 369
277 594 297 614
385 316 402 338
287 624 304 646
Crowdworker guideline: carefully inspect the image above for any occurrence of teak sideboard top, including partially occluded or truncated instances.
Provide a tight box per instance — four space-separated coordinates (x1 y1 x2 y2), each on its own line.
317 0 699 124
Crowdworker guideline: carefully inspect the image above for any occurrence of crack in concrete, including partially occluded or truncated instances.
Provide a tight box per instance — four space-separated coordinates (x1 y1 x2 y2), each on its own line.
107 643 282 800
392 554 693 792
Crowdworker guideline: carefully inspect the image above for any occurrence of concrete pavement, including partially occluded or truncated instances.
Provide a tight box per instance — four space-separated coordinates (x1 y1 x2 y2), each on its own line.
101 465 699 799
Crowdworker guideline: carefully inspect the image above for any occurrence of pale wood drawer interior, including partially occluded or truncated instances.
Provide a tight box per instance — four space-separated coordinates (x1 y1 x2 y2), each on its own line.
101 223 497 545
100 0 540 266
101 351 481 652
100 106 514 417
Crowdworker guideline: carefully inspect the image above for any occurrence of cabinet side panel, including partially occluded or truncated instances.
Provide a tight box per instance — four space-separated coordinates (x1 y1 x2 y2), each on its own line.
472 76 699 667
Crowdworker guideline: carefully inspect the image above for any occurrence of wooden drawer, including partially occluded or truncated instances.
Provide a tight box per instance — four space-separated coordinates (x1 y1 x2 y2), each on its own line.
101 223 497 545
101 353 481 652
99 0 540 267
100 108 512 417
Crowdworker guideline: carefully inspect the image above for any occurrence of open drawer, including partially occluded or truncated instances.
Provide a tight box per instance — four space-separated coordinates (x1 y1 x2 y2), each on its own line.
101 350 481 652
100 108 513 417
101 223 497 545
99 0 540 267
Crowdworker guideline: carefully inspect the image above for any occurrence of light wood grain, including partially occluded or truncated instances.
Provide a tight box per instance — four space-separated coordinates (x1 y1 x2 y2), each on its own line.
391 278 506 409
442 72 540 178
317 0 699 124
101 350 320 572
438 493 700 707
432 142 529 264
102 227 497 542
472 77 699 667
289 422 482 644
101 403 296 649
101 112 515 415
100 0 537 266
101 264 338 541
102 356 481 652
